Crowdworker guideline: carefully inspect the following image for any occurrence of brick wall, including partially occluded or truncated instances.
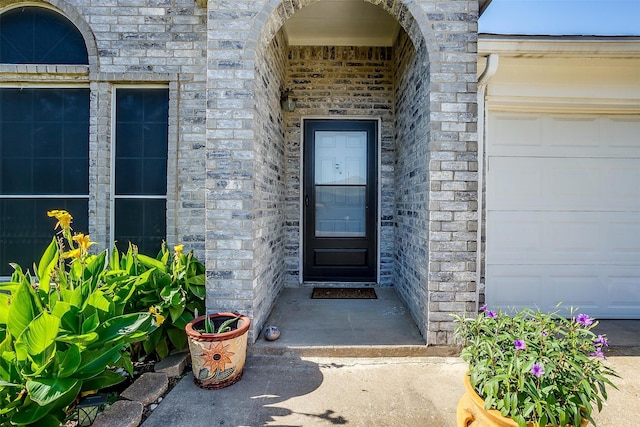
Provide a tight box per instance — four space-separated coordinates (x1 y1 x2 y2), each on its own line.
251 31 288 332
0 0 207 253
2 0 479 345
283 45 396 286
393 31 431 340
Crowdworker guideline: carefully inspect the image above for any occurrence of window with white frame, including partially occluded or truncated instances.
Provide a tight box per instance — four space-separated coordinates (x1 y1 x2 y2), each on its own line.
112 87 169 256
0 6 89 276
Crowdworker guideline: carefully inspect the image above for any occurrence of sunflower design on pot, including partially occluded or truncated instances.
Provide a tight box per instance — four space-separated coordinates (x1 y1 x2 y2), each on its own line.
195 341 236 381
186 313 251 389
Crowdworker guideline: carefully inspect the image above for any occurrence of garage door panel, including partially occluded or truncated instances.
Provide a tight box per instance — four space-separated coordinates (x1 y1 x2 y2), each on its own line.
488 157 640 211
489 113 640 157
608 221 640 256
546 115 600 149
487 213 544 258
487 266 601 313
487 265 640 318
606 167 640 200
486 111 640 319
488 211 640 265
609 274 640 311
490 113 542 150
606 116 640 148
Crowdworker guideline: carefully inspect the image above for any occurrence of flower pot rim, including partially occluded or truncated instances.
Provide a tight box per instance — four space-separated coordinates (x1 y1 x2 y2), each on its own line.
463 375 518 426
462 375 588 427
186 312 251 341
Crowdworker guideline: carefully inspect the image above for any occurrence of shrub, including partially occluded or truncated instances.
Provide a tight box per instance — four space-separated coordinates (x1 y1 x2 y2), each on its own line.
453 305 618 427
0 210 158 426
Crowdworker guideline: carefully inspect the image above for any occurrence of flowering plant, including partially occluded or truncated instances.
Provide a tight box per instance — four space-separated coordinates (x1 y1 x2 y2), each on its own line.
0 210 156 426
453 306 618 427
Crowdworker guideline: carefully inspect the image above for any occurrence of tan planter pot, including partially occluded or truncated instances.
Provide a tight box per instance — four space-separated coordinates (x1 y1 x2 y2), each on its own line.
185 313 251 389
457 376 588 427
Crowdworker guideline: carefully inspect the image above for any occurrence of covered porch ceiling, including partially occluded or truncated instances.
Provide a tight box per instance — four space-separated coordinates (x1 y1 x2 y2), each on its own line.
283 0 491 46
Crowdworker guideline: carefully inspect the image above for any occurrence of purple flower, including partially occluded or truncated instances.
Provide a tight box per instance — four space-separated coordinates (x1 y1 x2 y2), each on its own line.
531 363 545 378
479 304 487 312
514 340 526 350
590 348 606 359
486 310 498 319
575 313 594 327
541 330 549 336
594 335 608 347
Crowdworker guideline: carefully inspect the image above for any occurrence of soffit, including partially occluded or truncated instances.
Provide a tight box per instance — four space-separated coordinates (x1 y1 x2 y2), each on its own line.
283 0 489 47
282 0 400 46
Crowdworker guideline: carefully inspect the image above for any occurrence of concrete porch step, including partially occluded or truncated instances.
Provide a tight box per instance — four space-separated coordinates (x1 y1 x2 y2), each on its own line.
249 343 457 358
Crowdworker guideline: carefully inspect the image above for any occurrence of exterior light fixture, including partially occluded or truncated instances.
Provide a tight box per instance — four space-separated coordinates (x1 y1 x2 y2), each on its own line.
280 89 296 112
77 394 107 426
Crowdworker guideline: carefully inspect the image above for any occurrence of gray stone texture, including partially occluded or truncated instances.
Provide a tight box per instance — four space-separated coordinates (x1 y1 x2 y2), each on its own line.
92 400 143 427
5 0 478 345
120 372 169 405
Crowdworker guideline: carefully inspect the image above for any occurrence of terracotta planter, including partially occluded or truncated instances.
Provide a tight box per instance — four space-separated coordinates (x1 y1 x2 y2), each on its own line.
457 376 588 427
185 312 251 389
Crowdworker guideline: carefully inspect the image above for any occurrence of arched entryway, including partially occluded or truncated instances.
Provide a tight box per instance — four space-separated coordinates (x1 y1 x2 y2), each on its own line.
204 0 478 345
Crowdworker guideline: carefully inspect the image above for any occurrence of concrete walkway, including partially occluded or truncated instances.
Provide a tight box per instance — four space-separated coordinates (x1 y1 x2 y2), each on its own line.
142 287 640 426
142 355 639 427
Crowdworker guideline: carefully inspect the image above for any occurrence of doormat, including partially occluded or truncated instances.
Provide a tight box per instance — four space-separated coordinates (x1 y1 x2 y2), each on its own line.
311 287 377 299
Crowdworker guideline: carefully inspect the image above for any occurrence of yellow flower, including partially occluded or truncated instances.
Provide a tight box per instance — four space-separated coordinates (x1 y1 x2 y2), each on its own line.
174 244 184 255
72 233 95 252
62 249 81 259
149 306 165 326
47 210 73 230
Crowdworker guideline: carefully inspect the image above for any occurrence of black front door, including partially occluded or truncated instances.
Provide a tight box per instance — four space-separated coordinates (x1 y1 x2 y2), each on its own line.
303 119 378 282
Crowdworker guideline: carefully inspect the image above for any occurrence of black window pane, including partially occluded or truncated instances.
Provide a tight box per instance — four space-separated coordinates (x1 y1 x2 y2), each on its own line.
1 158 31 193
34 124 63 157
141 90 171 122
143 125 169 158
0 88 89 195
33 159 62 194
2 123 32 157
115 90 144 123
0 7 88 65
115 88 168 196
34 90 64 121
115 198 166 256
142 159 168 195
115 123 143 157
1 90 32 122
0 198 88 276
63 124 88 157
63 159 89 194
115 159 142 195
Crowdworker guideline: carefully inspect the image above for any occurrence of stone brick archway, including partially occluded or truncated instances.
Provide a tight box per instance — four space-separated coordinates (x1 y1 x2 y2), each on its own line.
204 0 479 345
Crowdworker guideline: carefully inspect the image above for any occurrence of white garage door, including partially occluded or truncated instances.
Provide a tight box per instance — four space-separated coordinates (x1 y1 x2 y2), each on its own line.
486 112 640 318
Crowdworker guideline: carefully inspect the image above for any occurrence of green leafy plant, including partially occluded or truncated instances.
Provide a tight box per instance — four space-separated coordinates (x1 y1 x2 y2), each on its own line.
0 210 158 426
202 313 239 334
113 243 206 360
453 305 618 427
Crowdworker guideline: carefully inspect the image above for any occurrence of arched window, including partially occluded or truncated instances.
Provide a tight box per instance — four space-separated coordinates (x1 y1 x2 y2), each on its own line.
0 6 88 64
0 7 89 275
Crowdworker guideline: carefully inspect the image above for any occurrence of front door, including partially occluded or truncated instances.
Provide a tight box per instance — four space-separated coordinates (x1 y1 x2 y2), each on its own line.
303 119 378 282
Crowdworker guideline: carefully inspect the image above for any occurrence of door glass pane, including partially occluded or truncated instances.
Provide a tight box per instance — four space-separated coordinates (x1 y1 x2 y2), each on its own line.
314 131 367 185
314 131 367 237
315 186 365 237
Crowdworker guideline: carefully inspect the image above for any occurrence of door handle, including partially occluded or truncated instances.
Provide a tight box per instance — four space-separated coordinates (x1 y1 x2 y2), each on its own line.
305 195 309 206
